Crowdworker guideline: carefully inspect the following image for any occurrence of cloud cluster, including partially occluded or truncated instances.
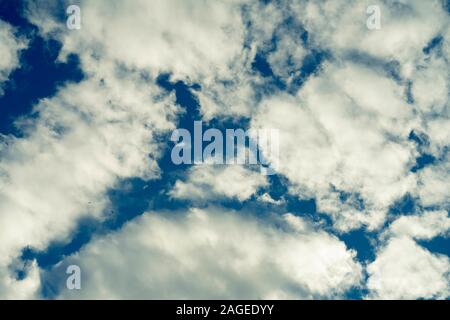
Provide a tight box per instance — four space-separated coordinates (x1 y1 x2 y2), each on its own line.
295 0 448 71
26 0 246 81
367 211 450 299
0 62 177 298
386 210 450 240
0 0 447 299
0 19 27 94
0 0 249 298
46 208 362 299
251 0 450 232
367 237 449 299
170 165 268 202
252 62 417 231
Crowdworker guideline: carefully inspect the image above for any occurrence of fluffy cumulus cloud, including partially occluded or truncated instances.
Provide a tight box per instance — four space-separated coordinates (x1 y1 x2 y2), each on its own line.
251 0 450 232
45 208 362 299
367 236 449 299
0 0 248 299
386 210 450 240
170 165 268 202
0 19 27 94
0 68 177 298
252 62 417 231
367 210 450 299
26 0 246 81
294 0 448 70
0 0 448 299
415 151 450 209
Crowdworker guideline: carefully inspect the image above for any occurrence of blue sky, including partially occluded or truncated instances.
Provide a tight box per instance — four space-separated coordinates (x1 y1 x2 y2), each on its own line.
0 0 449 299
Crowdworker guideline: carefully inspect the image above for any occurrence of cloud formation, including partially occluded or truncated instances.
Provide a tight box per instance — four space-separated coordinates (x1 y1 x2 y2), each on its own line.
170 165 268 202
367 210 449 299
47 208 362 299
0 0 447 299
0 19 27 94
0 61 177 298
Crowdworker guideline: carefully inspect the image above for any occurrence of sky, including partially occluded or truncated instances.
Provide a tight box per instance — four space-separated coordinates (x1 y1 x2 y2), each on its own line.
0 0 449 300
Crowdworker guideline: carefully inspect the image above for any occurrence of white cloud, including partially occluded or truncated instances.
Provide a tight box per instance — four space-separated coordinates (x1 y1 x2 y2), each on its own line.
244 1 448 233
411 55 449 115
367 210 450 299
193 0 309 120
0 0 250 298
0 67 178 298
416 156 450 208
46 208 362 299
367 236 449 299
0 0 251 298
258 192 284 205
170 165 268 202
245 0 307 83
294 0 448 75
0 261 40 300
27 0 246 82
266 31 306 85
6 0 449 300
251 62 418 231
387 210 450 240
0 20 27 94
26 0 261 120
405 19 450 211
